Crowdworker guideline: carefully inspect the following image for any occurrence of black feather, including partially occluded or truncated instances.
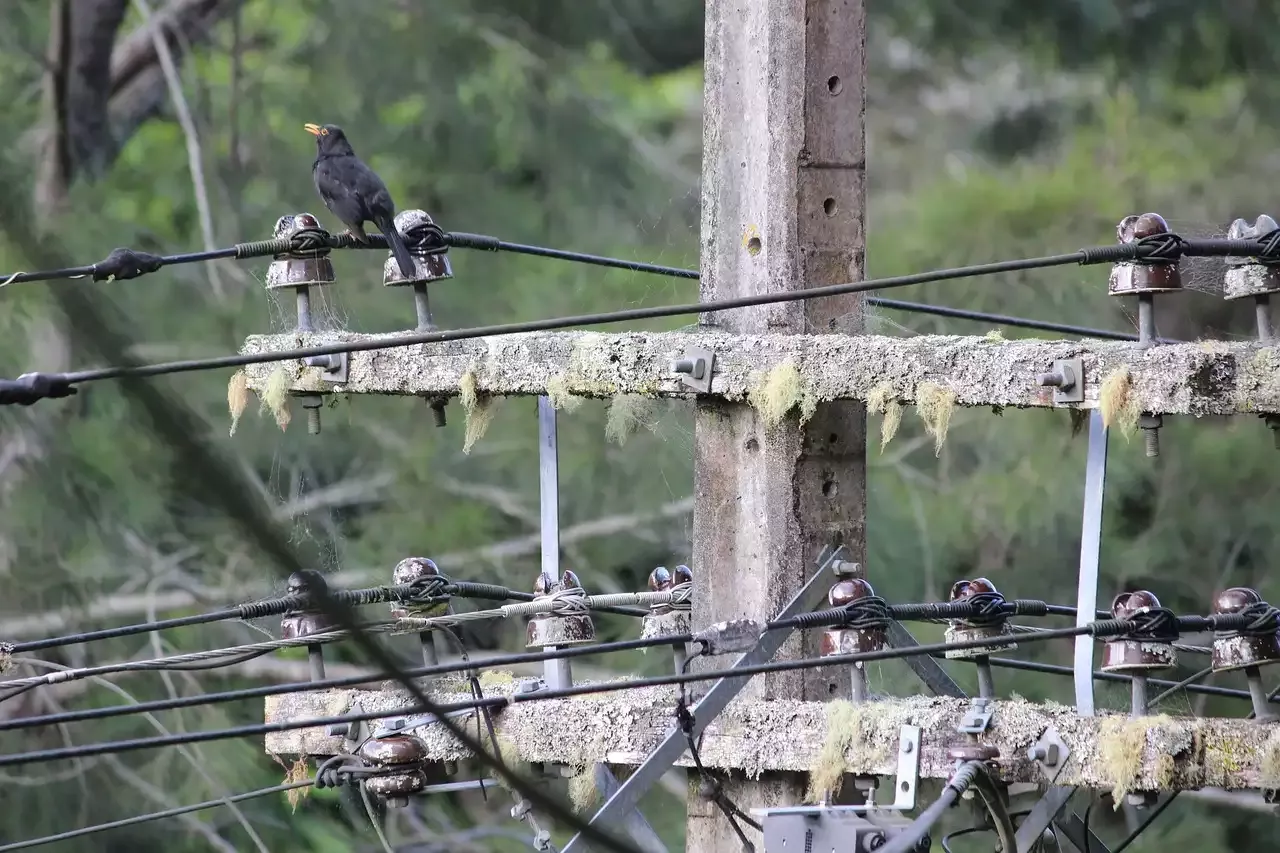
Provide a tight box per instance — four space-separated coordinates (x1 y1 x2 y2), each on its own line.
308 123 415 277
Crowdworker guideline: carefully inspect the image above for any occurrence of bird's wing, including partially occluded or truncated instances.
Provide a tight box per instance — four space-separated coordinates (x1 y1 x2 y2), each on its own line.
314 160 367 227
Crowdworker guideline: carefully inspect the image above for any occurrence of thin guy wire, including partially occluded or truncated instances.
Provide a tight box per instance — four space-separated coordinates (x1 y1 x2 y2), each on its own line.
0 623 401 693
0 780 310 851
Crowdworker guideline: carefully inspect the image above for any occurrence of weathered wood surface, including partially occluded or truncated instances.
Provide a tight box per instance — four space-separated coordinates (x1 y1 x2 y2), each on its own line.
238 330 1280 416
263 681 1280 792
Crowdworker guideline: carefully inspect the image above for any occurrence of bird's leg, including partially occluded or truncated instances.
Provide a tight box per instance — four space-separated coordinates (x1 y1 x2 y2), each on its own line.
341 223 370 244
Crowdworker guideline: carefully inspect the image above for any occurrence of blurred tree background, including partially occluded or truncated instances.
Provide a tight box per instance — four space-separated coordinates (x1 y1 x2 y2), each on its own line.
0 1 1276 851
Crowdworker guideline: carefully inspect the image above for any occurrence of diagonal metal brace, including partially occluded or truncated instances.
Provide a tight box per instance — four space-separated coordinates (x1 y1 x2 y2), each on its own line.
560 545 846 853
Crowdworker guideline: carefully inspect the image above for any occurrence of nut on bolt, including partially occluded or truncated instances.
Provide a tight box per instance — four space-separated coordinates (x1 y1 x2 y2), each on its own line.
298 393 324 435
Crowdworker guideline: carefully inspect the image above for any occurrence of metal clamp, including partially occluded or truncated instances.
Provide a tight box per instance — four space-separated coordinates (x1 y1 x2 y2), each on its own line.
1037 357 1084 405
371 707 478 739
956 697 995 735
756 808 927 853
1026 725 1070 778
303 350 349 384
325 699 372 748
893 725 921 810
670 346 715 394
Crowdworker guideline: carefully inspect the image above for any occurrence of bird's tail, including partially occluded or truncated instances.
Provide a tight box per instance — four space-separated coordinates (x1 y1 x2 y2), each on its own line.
374 214 415 278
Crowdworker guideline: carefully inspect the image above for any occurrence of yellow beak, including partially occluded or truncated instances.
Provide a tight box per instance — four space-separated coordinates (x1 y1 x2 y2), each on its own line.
303 123 322 136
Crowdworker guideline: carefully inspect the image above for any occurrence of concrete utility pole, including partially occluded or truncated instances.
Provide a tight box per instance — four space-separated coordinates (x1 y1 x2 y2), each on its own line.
689 1 867 849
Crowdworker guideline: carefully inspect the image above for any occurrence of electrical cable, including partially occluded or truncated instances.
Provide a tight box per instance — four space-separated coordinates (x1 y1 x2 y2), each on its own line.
972 656 1271 707
0 593 1073 731
7 577 645 655
0 238 1225 403
0 620 1172 769
879 760 987 853
0 779 313 851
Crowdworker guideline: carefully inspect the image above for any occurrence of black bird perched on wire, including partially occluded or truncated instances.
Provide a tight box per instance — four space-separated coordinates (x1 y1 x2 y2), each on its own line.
304 122 415 278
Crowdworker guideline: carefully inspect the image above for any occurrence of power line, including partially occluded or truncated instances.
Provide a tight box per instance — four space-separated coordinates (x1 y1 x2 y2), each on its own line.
0 248 1164 404
0 593 1063 721
8 576 645 655
0 615 1218 769
0 190 645 853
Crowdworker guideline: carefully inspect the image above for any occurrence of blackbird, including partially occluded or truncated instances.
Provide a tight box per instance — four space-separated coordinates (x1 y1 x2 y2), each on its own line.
304 122 414 277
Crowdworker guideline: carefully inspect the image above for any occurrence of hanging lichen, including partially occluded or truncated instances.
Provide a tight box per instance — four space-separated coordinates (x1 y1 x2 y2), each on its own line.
747 360 815 427
227 370 250 437
259 365 295 432
545 374 583 413
568 766 600 811
605 395 662 446
915 382 956 456
459 369 499 453
1099 367 1140 438
867 382 903 452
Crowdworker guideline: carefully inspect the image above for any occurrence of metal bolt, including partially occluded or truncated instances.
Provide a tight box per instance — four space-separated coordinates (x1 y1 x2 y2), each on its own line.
429 397 447 427
864 831 886 850
1026 743 1059 765
388 796 409 809
1125 791 1156 809
1138 413 1162 458
1036 365 1075 390
670 357 706 379
831 559 862 578
299 395 323 435
303 354 340 371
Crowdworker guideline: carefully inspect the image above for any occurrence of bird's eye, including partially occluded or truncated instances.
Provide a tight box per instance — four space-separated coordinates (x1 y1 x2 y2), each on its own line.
320 128 329 136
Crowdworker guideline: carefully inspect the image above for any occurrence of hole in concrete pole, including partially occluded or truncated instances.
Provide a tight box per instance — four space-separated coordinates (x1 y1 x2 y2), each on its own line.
746 236 762 255
827 75 842 94
823 197 837 217
822 479 837 497
745 437 759 452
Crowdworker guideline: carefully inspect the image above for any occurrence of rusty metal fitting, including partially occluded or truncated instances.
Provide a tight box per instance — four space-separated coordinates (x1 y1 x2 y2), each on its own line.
820 578 887 656
1101 590 1177 673
266 213 335 333
641 565 693 640
390 557 450 620
279 570 339 639
943 578 1015 660
1210 587 1280 673
358 735 430 806
526 569 595 648
382 210 451 332
1108 213 1183 296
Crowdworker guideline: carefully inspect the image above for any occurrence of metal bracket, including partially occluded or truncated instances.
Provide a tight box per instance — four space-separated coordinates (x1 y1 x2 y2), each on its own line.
326 699 371 748
1037 357 1084 405
956 697 995 734
1026 725 1070 779
302 350 349 384
756 807 926 853
892 725 921 810
561 545 847 853
371 707 478 739
670 346 715 394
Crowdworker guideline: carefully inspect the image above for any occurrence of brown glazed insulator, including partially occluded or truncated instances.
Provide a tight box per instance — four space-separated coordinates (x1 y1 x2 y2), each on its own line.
358 734 428 767
1211 586 1280 672
1101 590 1176 673
821 578 886 656
391 557 446 619
1108 213 1182 294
